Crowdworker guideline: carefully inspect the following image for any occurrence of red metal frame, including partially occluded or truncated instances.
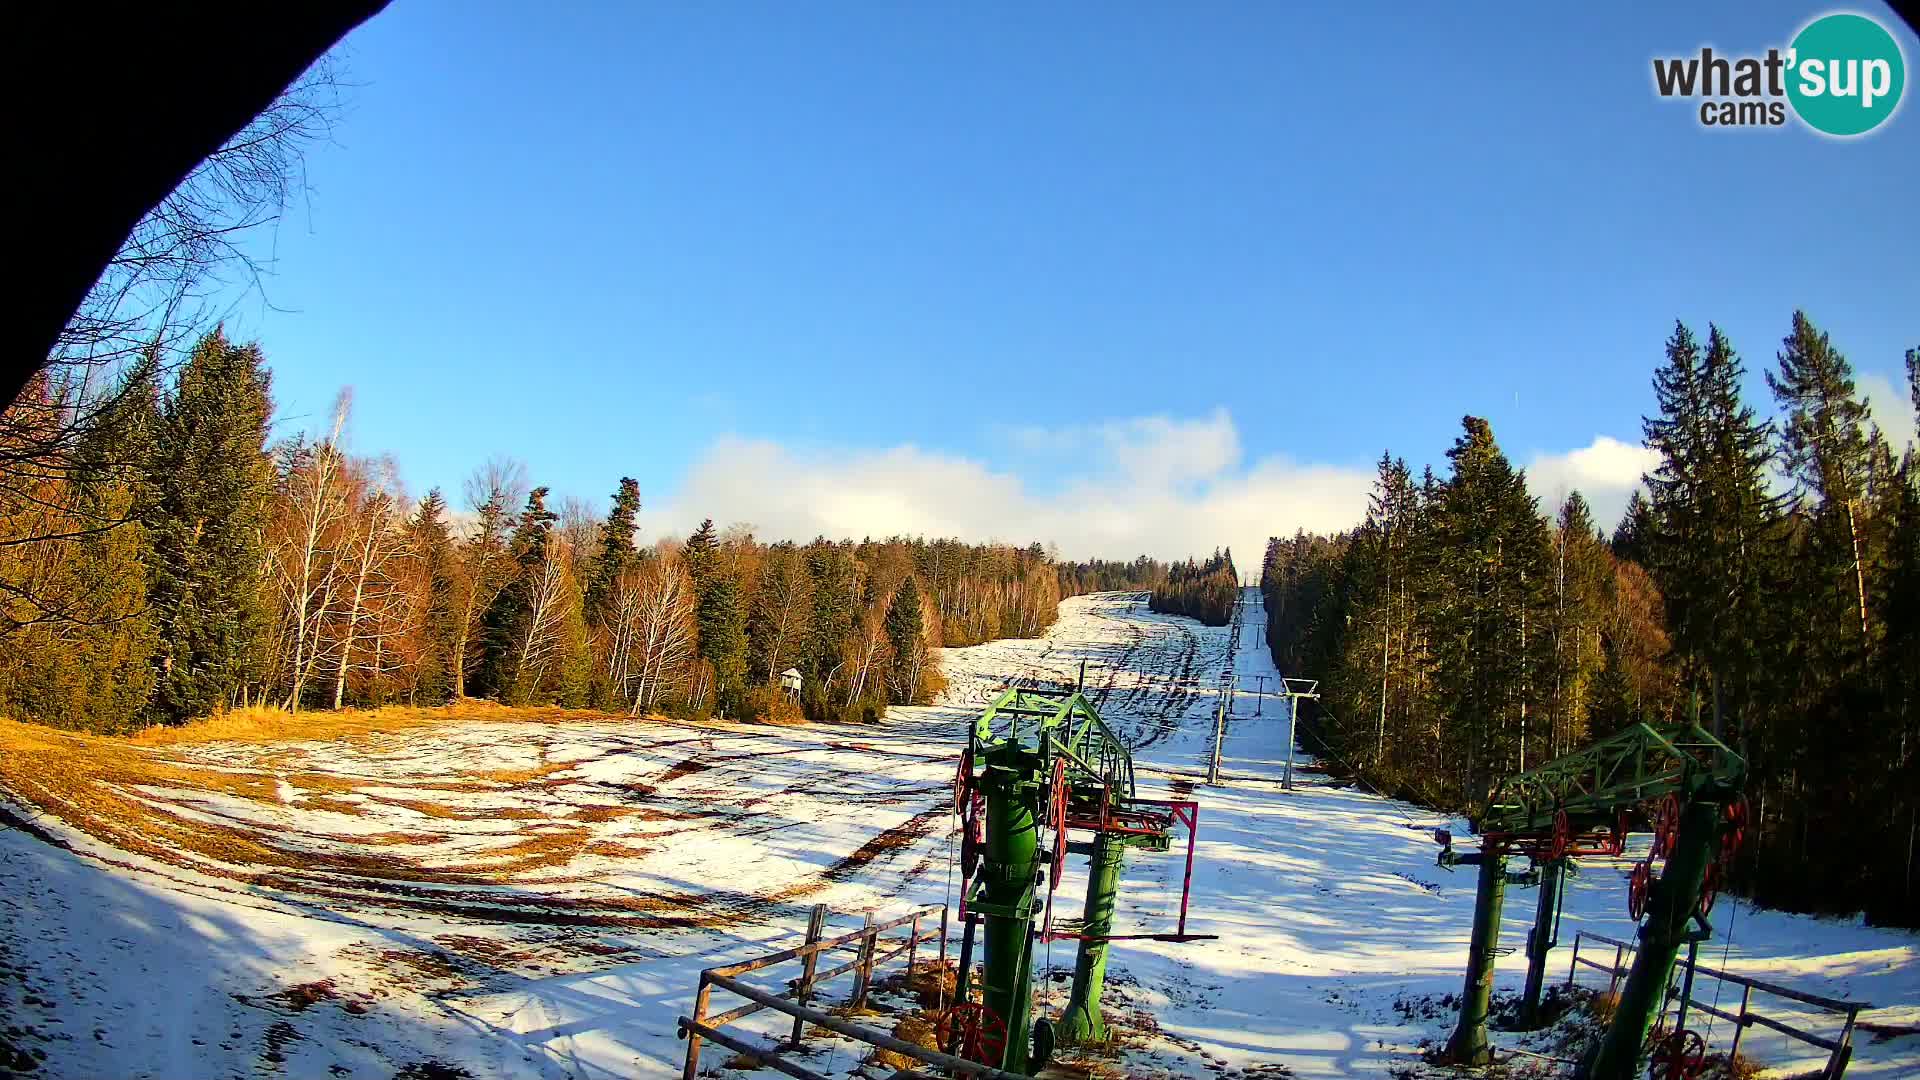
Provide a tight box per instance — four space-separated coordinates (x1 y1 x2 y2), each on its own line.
1480 814 1628 861
1044 796 1201 941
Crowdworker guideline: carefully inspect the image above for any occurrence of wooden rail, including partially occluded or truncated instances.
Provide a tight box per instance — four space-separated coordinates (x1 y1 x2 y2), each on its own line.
679 902 1011 1080
1566 930 1873 1079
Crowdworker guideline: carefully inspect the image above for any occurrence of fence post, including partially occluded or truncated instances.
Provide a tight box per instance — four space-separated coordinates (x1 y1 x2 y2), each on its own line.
1567 934 1581 988
1728 983 1754 1063
851 910 877 1010
1675 938 1699 1032
1608 943 1625 999
788 903 829 1048
683 973 714 1080
1826 1006 1860 1080
938 904 950 971
907 911 922 976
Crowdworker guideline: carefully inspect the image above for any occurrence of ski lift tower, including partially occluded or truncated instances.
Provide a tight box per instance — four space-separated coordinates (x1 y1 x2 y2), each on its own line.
1432 721 1746 1078
951 688 1209 1071
1276 678 1319 790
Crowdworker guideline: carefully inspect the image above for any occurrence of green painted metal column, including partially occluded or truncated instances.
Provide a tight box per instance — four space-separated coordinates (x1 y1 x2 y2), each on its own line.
1443 847 1510 1065
1519 858 1565 1028
1585 798 1719 1080
980 744 1040 1074
1058 829 1126 1043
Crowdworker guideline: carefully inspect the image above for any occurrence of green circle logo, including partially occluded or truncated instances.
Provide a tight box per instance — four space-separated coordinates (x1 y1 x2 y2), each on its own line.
1787 13 1906 136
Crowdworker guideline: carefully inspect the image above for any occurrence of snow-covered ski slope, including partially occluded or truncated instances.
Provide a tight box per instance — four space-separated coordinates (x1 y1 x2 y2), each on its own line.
1 591 1914 1078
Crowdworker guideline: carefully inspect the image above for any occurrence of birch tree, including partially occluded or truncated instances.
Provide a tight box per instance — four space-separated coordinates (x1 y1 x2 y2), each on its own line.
621 554 697 714
270 392 352 711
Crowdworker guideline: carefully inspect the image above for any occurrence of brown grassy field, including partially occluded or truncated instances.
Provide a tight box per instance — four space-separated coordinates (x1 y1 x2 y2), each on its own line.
0 704 679 892
0 700 946 935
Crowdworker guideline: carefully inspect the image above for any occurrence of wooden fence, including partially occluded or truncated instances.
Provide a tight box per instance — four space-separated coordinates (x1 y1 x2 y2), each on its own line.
1566 930 1872 1079
677 901 1032 1080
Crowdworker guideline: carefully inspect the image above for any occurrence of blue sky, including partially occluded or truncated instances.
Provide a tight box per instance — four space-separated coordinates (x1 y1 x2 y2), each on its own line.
221 1 1919 564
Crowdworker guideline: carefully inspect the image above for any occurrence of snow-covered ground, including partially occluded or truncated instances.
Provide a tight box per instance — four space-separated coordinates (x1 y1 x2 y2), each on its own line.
1 590 1914 1079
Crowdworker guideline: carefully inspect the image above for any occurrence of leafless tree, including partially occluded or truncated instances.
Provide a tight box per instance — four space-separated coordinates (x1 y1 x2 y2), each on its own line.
756 548 814 683
844 602 891 708
269 391 352 710
331 460 408 709
50 63 344 388
3 62 351 646
619 554 698 715
450 457 526 697
512 535 576 699
558 495 602 563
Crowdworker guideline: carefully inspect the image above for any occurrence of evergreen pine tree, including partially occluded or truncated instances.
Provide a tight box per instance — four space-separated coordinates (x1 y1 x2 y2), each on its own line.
1642 322 1788 740
1770 312 1873 507
1430 416 1553 798
1546 491 1612 756
1768 311 1878 643
1583 637 1636 740
473 487 556 699
885 575 927 704
583 477 640 623
406 488 461 703
685 519 747 716
1698 324 1792 736
145 330 275 722
1905 347 1918 425
802 541 857 719
1611 490 1654 565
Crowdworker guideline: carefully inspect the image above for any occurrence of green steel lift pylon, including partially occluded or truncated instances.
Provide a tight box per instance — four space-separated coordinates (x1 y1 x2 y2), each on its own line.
953 687 1206 1073
1433 721 1746 1077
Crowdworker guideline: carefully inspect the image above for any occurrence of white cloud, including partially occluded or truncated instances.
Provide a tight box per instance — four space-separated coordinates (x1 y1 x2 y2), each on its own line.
1859 372 1917 457
1525 435 1661 532
1006 409 1243 489
653 412 1369 575
649 412 1668 578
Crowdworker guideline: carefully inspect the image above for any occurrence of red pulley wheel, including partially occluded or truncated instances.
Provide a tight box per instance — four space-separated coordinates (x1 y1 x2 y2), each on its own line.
1652 793 1681 859
939 1002 1008 1065
1696 860 1720 919
1628 859 1653 921
1721 794 1750 863
953 743 974 814
1551 809 1572 862
1652 1027 1707 1080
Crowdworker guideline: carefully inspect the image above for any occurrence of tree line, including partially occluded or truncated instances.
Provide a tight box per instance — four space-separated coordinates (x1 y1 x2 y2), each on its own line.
0 330 1219 732
1262 312 1919 927
1147 550 1240 626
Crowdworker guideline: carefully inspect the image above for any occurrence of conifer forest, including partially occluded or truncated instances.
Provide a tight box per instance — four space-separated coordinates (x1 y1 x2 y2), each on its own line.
1262 315 1920 927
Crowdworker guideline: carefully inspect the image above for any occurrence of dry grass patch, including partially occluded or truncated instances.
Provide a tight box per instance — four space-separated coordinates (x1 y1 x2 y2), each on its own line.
475 762 571 786
370 797 470 821
867 1011 944 1071
573 804 645 823
297 795 370 816
0 707 788 908
360 831 449 847
125 701 651 748
1 718 593 888
580 840 653 860
287 771 368 796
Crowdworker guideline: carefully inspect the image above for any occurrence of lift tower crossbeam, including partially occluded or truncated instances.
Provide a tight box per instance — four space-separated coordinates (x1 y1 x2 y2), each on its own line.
1436 721 1745 1078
